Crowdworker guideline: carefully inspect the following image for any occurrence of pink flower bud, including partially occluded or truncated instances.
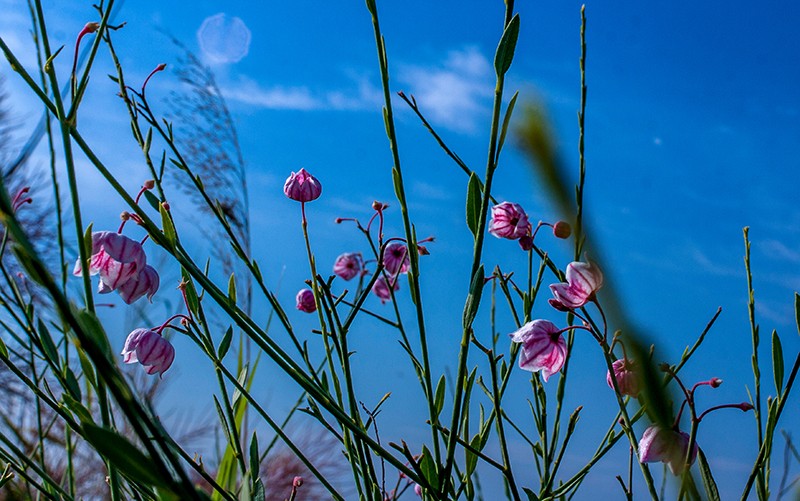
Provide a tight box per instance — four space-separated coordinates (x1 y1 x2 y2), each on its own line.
488 202 531 240
372 276 399 304
295 288 316 313
143 180 155 190
292 476 303 488
606 358 640 398
121 328 175 376
638 426 698 475
73 232 147 294
383 243 410 275
83 22 100 34
509 320 567 382
549 261 603 309
710 377 723 388
284 168 322 202
553 221 571 239
333 253 362 281
417 245 430 256
414 484 422 496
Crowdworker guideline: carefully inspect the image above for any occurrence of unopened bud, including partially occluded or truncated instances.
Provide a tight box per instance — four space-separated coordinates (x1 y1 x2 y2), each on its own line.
710 377 723 388
417 245 430 256
143 180 155 190
335 217 344 224
155 63 167 71
162 201 170 211
737 402 754 412
553 221 571 239
120 211 131 221
548 298 569 312
372 200 388 211
84 22 100 34
292 476 303 487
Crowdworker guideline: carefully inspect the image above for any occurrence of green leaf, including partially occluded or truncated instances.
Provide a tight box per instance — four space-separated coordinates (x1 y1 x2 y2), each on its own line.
494 14 521 76
419 445 439 490
62 392 94 424
496 91 519 160
0 337 7 358
697 448 721 501
143 190 160 211
231 365 248 408
82 424 168 488
218 326 234 360
160 203 177 248
434 375 446 417
391 167 403 206
522 487 539 501
180 268 200 315
462 265 485 328
249 431 260 482
228 273 237 305
466 173 482 237
143 127 153 155
795 293 800 336
64 366 82 401
772 330 784 395
37 319 59 364
73 307 113 360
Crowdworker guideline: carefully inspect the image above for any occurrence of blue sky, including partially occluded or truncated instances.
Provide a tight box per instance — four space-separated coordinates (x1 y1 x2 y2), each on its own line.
1 0 799 497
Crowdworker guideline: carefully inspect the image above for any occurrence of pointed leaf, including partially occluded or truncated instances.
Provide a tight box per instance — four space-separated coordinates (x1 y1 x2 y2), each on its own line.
462 265 485 328
218 326 234 360
697 448 721 501
434 375 446 417
466 173 482 237
494 14 521 76
772 330 784 394
82 424 168 488
160 203 177 248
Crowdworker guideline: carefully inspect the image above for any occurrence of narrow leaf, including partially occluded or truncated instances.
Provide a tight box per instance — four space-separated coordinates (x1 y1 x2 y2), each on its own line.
772 330 784 395
82 424 168 488
466 173 482 237
494 14 521 76
434 375 446 417
697 448 721 501
160 203 177 248
462 265 485 328
218 326 234 360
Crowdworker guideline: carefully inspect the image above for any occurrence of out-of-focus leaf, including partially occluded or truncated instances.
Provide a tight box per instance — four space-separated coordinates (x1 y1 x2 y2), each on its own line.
82 424 168 488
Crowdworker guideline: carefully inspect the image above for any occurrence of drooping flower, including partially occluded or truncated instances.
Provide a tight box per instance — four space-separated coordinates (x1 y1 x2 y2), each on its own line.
73 231 147 293
117 265 160 304
121 328 175 377
296 288 317 313
638 425 698 475
372 276 399 304
333 252 362 281
414 484 422 497
607 358 640 398
549 261 604 309
488 202 531 240
383 243 410 275
284 168 322 202
509 319 567 382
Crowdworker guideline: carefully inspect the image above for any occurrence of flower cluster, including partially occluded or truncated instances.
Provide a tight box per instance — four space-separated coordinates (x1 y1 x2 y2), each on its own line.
509 260 603 381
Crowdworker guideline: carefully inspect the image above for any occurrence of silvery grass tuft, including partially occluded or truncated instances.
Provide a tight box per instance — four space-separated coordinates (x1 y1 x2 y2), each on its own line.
0 1 796 500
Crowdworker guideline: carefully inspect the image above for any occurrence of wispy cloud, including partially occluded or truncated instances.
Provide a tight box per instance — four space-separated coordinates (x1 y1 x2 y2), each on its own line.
221 74 382 112
397 46 493 134
757 239 800 263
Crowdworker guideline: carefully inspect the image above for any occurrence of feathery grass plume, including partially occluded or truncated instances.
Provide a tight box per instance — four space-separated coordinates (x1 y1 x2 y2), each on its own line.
163 35 252 315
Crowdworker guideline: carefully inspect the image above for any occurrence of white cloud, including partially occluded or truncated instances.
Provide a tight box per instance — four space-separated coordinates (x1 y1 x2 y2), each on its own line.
758 239 800 263
397 46 493 134
222 74 382 112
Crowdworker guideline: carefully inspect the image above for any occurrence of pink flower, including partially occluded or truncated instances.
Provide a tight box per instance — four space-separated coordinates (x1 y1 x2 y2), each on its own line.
509 319 567 382
606 358 640 398
488 202 531 240
333 252 362 281
121 328 175 376
117 265 160 304
296 288 316 313
383 243 410 275
414 484 422 496
284 168 322 202
549 261 603 309
372 276 399 304
639 425 698 475
73 231 146 294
